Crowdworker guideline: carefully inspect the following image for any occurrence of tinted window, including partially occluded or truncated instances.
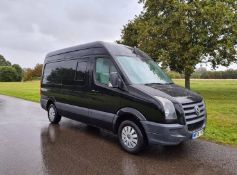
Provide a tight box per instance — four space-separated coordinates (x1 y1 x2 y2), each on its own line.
43 60 76 85
95 58 117 86
43 63 61 85
60 60 77 85
75 62 87 83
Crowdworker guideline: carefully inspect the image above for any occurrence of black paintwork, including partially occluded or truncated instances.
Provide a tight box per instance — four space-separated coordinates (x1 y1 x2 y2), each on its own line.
41 41 204 134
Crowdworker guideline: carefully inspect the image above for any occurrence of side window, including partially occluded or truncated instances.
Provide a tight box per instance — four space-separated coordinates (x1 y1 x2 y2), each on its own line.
75 61 88 85
43 60 77 85
60 60 77 86
43 62 61 85
95 58 117 86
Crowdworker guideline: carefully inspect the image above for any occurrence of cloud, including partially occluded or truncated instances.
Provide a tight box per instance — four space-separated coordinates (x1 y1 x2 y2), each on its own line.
0 0 143 67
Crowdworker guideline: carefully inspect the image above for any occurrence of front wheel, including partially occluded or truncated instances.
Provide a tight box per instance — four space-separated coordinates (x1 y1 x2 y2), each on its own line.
47 104 61 124
118 120 147 154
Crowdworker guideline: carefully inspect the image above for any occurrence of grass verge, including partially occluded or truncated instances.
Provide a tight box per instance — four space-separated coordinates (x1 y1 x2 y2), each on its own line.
0 81 40 102
174 79 237 147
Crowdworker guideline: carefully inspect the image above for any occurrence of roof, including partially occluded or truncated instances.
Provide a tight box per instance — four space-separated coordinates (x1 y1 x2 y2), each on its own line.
45 41 150 62
46 41 104 58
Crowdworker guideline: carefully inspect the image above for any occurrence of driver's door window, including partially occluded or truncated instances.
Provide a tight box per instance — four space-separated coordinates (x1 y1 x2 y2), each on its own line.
95 58 117 86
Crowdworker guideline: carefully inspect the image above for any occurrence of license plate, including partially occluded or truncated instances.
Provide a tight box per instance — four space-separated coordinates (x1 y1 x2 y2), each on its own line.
192 129 204 139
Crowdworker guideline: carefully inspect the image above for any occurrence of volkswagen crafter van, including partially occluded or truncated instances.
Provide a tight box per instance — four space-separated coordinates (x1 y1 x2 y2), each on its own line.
41 41 206 153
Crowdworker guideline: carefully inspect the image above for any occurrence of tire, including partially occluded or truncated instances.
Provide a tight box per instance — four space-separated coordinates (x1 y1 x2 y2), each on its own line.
118 120 147 154
47 104 61 124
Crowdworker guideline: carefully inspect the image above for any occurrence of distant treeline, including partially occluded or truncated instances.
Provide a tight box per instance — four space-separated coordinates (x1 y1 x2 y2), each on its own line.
167 68 237 79
0 55 23 82
0 54 43 82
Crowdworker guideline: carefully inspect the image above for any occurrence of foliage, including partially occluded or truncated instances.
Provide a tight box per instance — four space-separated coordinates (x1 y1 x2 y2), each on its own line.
200 69 237 79
0 66 18 82
12 64 23 81
32 64 43 77
23 64 43 81
119 0 237 89
166 71 182 79
0 55 23 82
0 55 11 66
168 69 237 79
23 68 34 81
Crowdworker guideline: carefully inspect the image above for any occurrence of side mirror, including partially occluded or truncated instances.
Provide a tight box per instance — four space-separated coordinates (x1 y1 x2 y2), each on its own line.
109 72 122 88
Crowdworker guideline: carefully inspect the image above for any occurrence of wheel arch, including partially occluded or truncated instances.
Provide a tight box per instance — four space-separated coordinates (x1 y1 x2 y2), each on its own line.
46 97 56 110
113 107 147 134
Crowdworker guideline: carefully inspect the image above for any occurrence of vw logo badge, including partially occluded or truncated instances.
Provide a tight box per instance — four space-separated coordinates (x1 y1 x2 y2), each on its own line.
194 105 200 116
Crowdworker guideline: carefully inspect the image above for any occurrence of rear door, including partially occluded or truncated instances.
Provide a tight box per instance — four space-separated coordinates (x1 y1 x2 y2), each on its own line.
63 57 90 123
41 61 63 108
54 59 77 116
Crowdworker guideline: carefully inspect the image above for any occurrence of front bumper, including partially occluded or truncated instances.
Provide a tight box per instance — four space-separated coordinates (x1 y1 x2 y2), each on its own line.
141 120 206 145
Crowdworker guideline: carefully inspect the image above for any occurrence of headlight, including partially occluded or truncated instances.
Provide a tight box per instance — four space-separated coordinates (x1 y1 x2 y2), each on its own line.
154 96 177 120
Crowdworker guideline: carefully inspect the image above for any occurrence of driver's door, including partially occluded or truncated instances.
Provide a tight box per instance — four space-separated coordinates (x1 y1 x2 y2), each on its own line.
88 57 122 130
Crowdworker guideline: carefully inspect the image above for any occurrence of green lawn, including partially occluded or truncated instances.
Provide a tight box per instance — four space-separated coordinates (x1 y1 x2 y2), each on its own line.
0 79 236 146
0 81 40 102
175 79 237 147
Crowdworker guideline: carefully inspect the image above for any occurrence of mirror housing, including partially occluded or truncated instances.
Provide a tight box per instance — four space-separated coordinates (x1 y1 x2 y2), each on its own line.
109 72 123 89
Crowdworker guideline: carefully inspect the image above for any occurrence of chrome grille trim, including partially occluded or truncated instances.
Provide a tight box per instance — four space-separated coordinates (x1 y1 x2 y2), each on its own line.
185 111 205 120
181 100 206 131
186 116 205 125
182 101 204 110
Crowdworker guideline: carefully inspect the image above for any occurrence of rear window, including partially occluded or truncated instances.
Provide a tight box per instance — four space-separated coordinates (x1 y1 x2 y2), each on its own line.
43 60 77 85
43 63 61 85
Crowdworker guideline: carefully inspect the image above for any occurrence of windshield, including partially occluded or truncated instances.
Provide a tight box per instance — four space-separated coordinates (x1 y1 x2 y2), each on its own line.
115 56 173 85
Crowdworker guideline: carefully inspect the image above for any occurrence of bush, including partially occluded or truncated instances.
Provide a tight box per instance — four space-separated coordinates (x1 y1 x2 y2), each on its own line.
167 69 237 79
0 66 18 82
23 64 43 81
190 72 200 79
12 64 23 81
23 68 34 81
167 71 182 79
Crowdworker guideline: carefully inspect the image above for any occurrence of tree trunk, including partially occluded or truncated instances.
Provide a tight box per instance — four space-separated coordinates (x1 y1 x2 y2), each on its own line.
185 72 191 90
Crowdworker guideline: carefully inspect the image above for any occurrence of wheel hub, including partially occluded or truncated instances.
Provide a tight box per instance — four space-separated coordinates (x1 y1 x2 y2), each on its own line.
49 107 55 121
121 126 138 149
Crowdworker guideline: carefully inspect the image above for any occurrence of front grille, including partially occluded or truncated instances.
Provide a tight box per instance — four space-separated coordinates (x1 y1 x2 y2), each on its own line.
181 101 206 131
187 121 204 131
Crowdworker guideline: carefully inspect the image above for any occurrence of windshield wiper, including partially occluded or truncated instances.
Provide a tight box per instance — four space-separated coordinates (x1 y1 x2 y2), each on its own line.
145 83 164 86
145 82 174 86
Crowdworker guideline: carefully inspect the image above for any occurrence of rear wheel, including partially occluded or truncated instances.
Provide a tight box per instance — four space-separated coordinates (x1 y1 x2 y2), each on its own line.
118 120 146 154
47 104 61 124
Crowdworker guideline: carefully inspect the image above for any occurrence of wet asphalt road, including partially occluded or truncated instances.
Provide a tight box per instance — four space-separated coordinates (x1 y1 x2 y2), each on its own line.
0 95 237 175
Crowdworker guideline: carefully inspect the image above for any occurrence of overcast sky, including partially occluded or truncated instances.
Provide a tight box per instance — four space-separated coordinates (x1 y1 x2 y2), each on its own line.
0 0 236 70
0 0 143 68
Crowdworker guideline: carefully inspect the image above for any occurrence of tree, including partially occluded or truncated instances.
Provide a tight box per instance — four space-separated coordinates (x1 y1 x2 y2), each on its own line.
0 55 11 66
23 63 43 81
23 68 33 81
12 64 23 81
0 66 18 82
32 64 43 77
119 0 237 89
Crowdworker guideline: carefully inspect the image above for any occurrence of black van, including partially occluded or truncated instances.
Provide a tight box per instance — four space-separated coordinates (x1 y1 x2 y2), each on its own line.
41 41 206 153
